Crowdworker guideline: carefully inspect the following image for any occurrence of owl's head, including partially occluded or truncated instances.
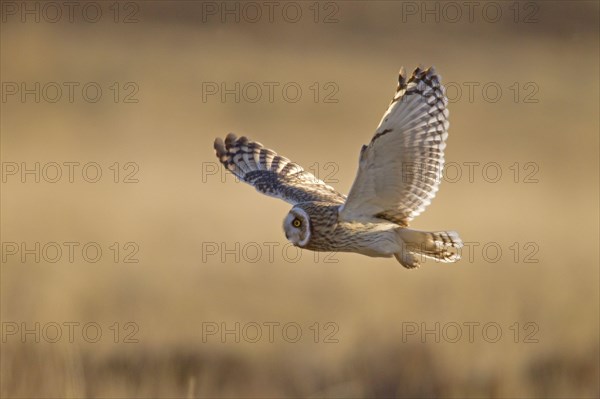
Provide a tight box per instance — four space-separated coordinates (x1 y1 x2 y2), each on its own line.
283 207 311 247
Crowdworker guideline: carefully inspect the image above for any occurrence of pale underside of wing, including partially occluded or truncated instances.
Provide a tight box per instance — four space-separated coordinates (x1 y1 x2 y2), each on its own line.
214 133 346 205
339 66 449 226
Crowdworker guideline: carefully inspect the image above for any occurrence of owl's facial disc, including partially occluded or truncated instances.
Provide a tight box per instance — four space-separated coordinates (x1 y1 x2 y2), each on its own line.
283 208 310 247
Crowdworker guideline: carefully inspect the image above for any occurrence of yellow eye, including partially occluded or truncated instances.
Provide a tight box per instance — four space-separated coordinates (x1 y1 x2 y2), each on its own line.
292 218 302 228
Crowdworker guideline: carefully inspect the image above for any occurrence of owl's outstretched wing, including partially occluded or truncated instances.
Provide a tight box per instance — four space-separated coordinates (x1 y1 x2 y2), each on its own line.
214 133 346 205
339 66 449 226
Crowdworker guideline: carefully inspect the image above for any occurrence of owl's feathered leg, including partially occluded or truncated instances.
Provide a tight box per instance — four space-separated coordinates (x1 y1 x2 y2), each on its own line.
394 228 463 269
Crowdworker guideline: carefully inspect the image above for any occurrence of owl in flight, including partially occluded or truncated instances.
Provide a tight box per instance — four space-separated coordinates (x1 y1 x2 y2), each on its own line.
214 66 462 268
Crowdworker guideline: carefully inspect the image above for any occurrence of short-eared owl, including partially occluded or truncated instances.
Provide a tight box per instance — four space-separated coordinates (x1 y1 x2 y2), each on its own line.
214 66 462 268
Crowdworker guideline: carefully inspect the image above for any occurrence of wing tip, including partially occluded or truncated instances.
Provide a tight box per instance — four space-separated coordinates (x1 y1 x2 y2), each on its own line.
394 65 443 102
409 65 442 84
214 136 226 157
216 132 256 155
215 133 245 167
224 132 238 147
398 66 407 89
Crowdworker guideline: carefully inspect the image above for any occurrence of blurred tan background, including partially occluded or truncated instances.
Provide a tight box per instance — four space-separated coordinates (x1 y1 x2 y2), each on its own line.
1 1 598 398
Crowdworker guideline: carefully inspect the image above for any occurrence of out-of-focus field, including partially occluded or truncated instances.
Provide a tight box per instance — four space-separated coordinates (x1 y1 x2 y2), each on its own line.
1 1 598 398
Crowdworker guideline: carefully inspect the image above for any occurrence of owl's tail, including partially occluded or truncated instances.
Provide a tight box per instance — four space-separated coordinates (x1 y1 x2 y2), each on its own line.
394 228 463 269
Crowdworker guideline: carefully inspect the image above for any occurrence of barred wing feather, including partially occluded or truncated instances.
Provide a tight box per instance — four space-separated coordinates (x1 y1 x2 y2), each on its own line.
339 66 449 226
214 133 346 205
